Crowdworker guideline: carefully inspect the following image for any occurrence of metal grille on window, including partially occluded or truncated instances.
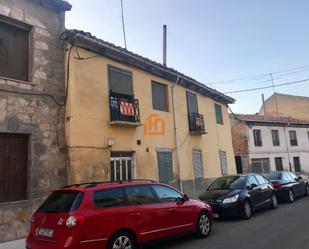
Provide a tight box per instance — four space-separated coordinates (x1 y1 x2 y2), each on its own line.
152 81 168 111
157 151 173 182
251 158 270 173
219 151 228 175
193 150 203 178
111 155 133 181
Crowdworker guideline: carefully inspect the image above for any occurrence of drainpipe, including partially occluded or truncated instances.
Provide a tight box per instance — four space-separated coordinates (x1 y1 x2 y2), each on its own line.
283 124 292 172
171 76 183 192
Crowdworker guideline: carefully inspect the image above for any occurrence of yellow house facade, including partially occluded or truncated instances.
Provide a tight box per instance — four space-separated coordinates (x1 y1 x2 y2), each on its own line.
61 30 236 194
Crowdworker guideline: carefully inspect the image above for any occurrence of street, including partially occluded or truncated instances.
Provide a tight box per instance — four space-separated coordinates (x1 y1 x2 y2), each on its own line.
148 197 309 249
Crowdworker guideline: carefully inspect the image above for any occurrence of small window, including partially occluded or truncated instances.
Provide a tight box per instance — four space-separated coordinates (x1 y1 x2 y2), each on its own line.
251 158 270 173
152 185 182 203
219 151 228 175
253 130 262 146
215 104 223 124
287 172 298 181
281 173 291 182
0 19 29 81
108 66 133 96
152 81 168 112
307 131 309 141
126 185 157 205
193 149 203 178
293 157 301 172
254 174 266 185
157 150 173 182
271 130 280 146
289 131 298 146
38 191 84 213
274 157 283 171
93 188 126 208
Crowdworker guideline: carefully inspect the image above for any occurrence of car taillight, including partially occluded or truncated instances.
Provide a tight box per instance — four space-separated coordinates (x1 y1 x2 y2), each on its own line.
66 215 84 228
272 183 281 189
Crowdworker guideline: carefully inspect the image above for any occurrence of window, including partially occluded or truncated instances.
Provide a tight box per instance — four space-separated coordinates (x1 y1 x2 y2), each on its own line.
289 131 298 146
274 157 283 171
157 150 173 182
287 172 298 181
219 151 228 175
186 91 198 114
126 185 157 205
293 157 301 172
110 153 133 182
209 176 246 190
0 133 28 203
253 130 262 146
108 66 133 96
38 192 84 213
247 175 259 188
152 185 182 203
215 104 223 124
152 81 168 112
251 158 270 173
254 174 266 185
193 149 203 178
281 173 291 182
307 131 309 141
0 18 29 81
271 130 280 146
93 188 126 208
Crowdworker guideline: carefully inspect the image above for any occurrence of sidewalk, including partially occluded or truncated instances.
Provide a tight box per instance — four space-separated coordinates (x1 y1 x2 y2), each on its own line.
0 239 25 249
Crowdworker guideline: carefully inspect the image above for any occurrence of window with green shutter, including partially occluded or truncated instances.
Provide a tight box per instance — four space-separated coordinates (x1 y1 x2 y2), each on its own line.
108 65 133 96
152 81 168 112
157 150 173 182
215 104 223 124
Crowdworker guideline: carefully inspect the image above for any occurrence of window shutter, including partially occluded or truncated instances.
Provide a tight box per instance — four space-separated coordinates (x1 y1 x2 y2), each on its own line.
152 81 168 111
157 151 173 182
108 66 133 96
186 92 198 114
219 151 228 175
193 150 203 178
215 104 223 124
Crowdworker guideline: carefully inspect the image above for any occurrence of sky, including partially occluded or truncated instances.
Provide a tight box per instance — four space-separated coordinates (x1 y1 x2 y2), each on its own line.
65 0 309 114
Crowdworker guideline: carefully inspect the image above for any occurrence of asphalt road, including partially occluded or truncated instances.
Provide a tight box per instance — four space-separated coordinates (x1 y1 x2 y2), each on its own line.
148 197 309 249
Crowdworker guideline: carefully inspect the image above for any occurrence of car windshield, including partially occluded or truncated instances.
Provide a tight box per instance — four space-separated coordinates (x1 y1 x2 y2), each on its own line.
38 191 84 213
208 176 246 190
263 173 281 180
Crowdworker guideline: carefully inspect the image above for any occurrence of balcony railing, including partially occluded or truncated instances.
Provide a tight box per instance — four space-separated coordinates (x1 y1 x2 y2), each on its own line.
188 113 206 134
109 94 141 125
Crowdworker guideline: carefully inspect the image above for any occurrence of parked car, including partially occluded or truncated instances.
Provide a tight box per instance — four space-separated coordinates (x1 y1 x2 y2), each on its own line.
26 180 212 249
263 171 309 203
199 174 277 219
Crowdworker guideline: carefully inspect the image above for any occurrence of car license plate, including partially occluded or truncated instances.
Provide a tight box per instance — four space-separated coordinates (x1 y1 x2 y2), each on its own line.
213 213 219 218
37 228 54 238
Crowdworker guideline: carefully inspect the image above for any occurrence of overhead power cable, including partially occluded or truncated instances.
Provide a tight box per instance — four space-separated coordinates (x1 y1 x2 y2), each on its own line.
223 78 309 94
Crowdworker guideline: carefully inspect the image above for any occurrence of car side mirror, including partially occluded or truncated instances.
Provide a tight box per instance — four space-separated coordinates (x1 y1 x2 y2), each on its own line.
183 194 190 202
297 176 303 181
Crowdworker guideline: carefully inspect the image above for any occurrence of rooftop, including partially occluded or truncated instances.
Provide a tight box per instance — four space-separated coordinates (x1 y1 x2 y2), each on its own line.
30 0 72 11
60 29 235 104
232 113 309 126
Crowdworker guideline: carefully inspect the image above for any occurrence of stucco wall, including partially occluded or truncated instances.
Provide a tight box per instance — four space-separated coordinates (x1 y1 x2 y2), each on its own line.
260 93 309 121
0 0 67 242
248 125 309 173
66 47 236 194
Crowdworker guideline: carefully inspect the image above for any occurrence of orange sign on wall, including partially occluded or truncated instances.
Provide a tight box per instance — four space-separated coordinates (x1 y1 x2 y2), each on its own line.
144 113 165 136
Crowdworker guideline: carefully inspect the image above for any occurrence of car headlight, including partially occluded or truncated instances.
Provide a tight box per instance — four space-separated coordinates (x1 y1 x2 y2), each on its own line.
222 194 239 204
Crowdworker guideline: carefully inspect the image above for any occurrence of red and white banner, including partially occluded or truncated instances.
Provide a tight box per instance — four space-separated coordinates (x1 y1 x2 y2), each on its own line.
120 100 135 116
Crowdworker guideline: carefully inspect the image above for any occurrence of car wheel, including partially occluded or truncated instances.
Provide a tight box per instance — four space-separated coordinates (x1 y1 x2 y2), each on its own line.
241 200 252 219
287 189 295 203
107 231 136 249
270 194 278 209
195 212 211 238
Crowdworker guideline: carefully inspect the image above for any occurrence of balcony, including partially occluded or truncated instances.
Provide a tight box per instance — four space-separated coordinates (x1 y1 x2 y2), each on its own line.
109 94 142 127
188 113 206 134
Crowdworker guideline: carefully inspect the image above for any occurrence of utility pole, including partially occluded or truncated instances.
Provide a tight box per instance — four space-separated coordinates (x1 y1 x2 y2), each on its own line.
270 73 279 116
163 25 167 66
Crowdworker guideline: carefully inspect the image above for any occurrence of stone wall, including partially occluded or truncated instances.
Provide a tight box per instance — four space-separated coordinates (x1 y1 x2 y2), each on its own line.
0 0 68 242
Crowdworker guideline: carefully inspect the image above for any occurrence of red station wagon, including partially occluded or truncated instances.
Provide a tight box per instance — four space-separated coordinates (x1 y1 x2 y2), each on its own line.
26 180 213 249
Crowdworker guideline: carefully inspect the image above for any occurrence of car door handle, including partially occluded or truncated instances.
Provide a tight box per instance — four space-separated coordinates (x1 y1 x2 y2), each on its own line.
167 208 175 212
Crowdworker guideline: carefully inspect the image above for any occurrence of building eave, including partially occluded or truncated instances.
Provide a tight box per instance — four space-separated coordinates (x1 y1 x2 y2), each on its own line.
61 29 235 105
